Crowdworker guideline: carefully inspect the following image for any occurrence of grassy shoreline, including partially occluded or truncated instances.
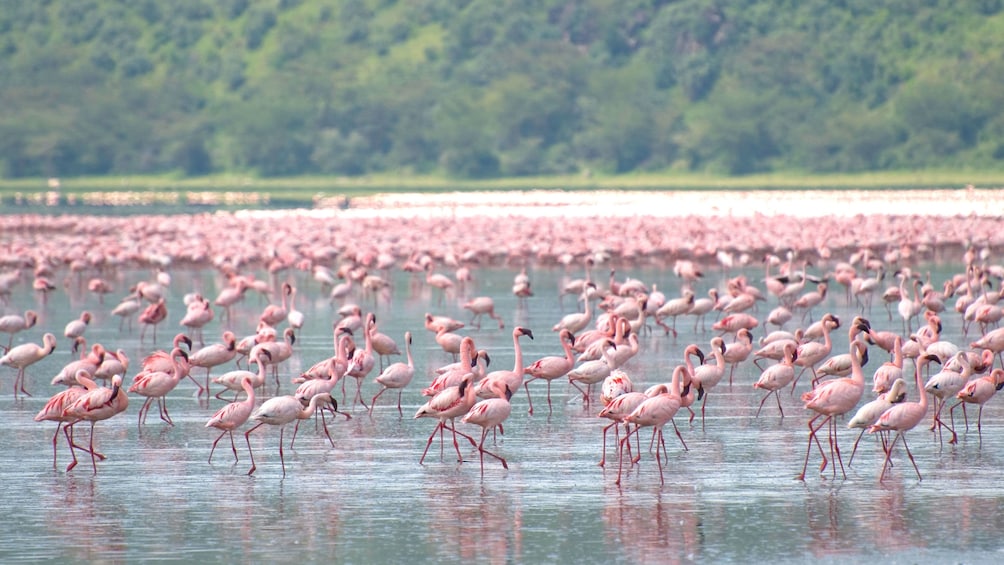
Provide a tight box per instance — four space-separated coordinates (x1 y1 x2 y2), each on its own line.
0 171 1000 206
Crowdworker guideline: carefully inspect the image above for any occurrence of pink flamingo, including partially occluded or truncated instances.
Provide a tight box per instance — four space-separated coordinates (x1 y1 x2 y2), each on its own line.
846 376 909 466
63 311 92 343
616 365 688 485
476 327 534 401
723 327 754 385
138 297 168 343
214 348 272 401
415 373 479 464
461 380 513 476
797 339 868 481
597 386 646 468
34 370 103 471
259 282 292 326
953 367 1004 446
244 392 340 476
868 354 939 480
188 330 238 397
523 328 576 415
463 296 505 330
924 350 973 445
180 295 214 346
0 309 38 351
752 341 798 418
692 336 726 429
1 332 57 398
345 313 377 409
62 374 128 474
369 331 415 416
205 375 257 464
127 347 190 428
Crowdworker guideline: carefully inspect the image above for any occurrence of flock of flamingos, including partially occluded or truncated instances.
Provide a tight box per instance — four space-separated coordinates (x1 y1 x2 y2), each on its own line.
0 203 1003 484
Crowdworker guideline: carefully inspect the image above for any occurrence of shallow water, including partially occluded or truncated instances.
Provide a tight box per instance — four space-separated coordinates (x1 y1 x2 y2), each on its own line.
1 261 1002 563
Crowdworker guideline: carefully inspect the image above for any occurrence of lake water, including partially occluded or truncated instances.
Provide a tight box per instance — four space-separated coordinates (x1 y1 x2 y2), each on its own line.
0 255 1001 563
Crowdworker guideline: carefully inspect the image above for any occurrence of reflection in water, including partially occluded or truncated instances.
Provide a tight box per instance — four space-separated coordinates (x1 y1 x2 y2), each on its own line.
603 486 701 564
422 472 523 564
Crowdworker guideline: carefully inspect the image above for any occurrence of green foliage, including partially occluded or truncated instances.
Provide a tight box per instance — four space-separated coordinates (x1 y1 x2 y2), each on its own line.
3 0 1004 180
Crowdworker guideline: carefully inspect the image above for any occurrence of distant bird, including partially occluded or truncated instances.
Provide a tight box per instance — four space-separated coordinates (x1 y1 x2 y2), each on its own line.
463 296 505 330
63 311 92 342
1 332 57 398
369 332 415 416
0 309 37 351
139 298 168 342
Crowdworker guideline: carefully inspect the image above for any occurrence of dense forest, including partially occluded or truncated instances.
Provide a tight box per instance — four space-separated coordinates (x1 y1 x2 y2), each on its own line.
2 0 1004 179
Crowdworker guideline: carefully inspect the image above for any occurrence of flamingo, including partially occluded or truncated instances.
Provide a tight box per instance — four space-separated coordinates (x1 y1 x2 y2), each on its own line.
368 316 400 371
924 350 973 445
286 285 305 330
567 340 617 404
63 311 93 343
461 381 513 476
752 341 798 418
415 373 479 464
692 336 726 429
62 374 128 474
34 370 103 471
0 309 37 351
424 263 454 305
723 327 754 385
952 367 1004 446
523 328 576 415
369 331 415 416
180 296 214 346
616 365 688 485
463 296 505 330
797 339 868 481
214 348 272 401
1 332 57 398
127 347 191 428
344 313 377 409
205 375 257 464
552 284 595 334
188 330 238 398
846 376 910 466
597 387 646 467
475 326 534 401
138 297 168 342
868 353 939 480
260 282 292 326
244 393 340 476
111 296 142 332
870 335 904 394
654 289 694 337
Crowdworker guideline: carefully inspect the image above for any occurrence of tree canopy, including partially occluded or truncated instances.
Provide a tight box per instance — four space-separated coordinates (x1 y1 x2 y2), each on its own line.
2 0 1004 179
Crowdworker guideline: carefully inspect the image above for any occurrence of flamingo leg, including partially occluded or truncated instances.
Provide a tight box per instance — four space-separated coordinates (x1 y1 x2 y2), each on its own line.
671 419 688 451
369 387 388 416
278 427 286 477
245 422 265 475
419 422 443 465
616 425 639 486
599 421 617 467
523 377 537 415
901 433 922 480
797 415 828 481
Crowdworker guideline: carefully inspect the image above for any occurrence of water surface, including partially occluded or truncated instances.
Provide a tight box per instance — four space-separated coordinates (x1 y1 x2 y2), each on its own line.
0 261 1000 563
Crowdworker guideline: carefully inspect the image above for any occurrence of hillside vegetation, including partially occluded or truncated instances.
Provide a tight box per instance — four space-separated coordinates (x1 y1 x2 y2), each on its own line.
3 0 1004 180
